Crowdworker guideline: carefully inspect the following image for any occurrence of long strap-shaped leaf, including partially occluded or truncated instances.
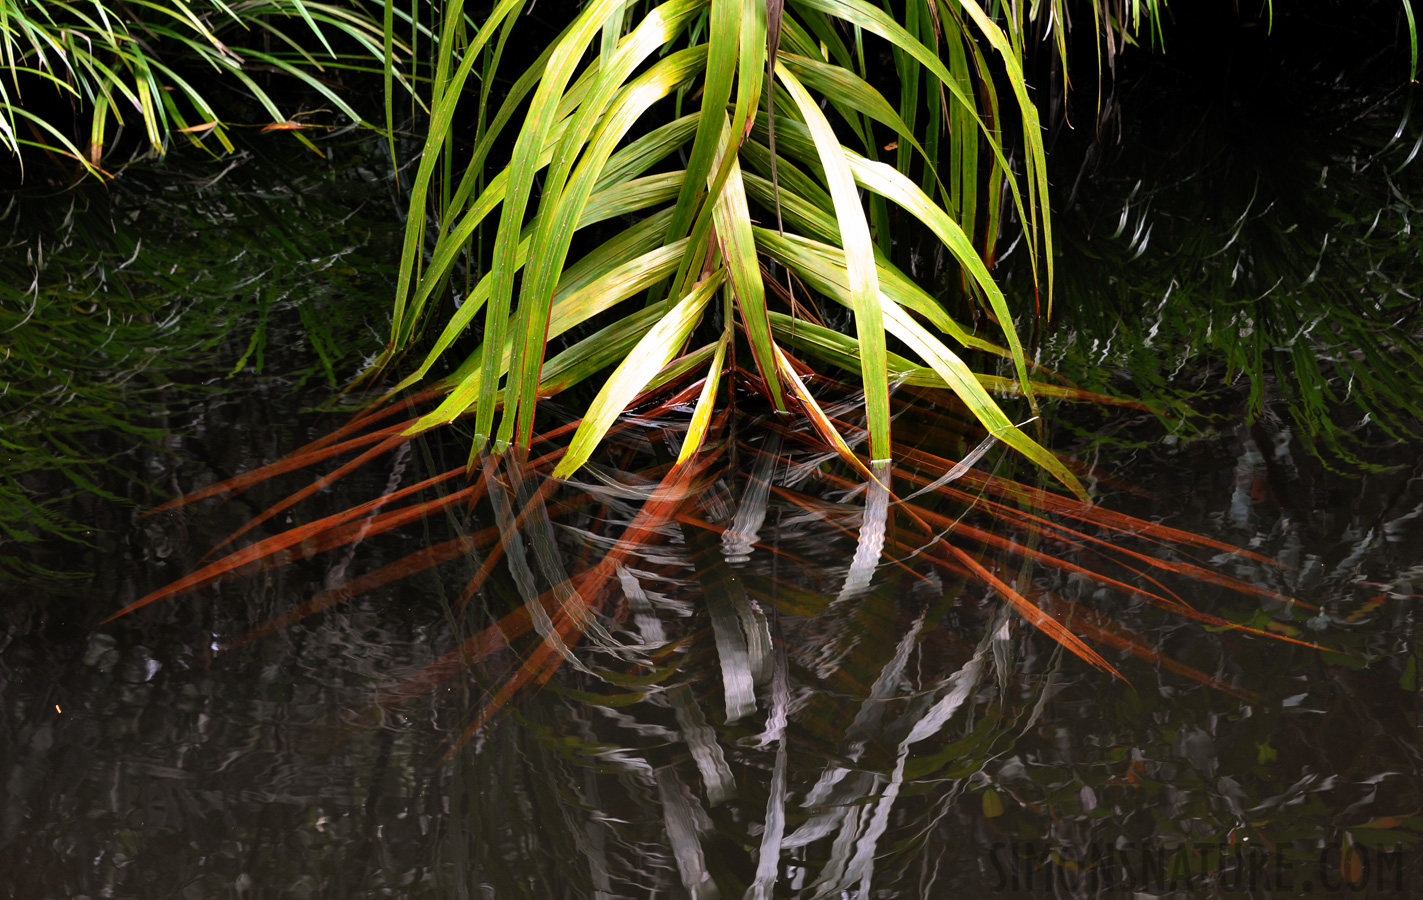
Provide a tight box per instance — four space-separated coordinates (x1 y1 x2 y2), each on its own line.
390 0 525 341
845 148 1036 406
677 332 731 463
553 270 725 477
404 239 690 435
877 293 1084 500
473 0 628 453
776 51 941 190
504 2 706 450
661 0 741 264
790 0 1048 295
664 0 770 322
745 115 1030 385
772 344 878 483
742 174 1008 355
950 0 1056 309
776 61 890 463
433 209 680 392
757 229 1087 500
767 312 1134 406
707 116 786 410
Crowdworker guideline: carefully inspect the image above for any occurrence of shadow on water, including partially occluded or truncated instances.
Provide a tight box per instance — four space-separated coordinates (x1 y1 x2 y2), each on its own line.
3 31 1423 900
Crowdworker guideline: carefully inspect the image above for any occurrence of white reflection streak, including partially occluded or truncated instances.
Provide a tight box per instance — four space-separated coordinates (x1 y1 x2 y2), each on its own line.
617 565 667 645
836 630 994 895
835 460 891 603
706 578 758 724
483 458 586 673
670 684 736 805
898 416 1038 505
323 441 410 590
721 434 782 566
748 630 792 898
655 768 720 900
746 735 788 900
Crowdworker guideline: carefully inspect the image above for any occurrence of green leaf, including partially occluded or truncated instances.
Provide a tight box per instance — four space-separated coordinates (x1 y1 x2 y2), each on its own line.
662 0 743 257
840 148 1036 407
949 0 1056 310
743 175 1009 357
791 0 1049 300
776 51 937 187
504 19 707 448
879 294 1086 500
405 239 690 436
757 230 1085 499
553 269 725 478
476 0 634 453
678 332 730 463
776 61 889 462
709 116 786 410
391 0 526 339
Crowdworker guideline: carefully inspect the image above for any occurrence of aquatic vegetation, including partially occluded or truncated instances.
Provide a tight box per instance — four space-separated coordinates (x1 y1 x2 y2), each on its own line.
9 4 1422 896
95 0 1264 725
94 1 1366 734
9 349 1416 895
0 0 424 176
109 358 1324 721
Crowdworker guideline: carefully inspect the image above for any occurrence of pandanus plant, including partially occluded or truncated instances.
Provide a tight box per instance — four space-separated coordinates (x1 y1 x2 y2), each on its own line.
372 0 1074 491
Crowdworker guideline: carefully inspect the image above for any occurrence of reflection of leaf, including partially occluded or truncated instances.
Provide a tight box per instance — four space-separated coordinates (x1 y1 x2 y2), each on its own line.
669 684 736 804
1341 835 1363 883
103 341 1356 895
1356 811 1420 829
656 768 720 900
982 788 1005 818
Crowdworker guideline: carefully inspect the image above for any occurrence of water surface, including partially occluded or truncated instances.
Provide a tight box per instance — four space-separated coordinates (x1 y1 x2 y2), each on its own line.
2 37 1421 900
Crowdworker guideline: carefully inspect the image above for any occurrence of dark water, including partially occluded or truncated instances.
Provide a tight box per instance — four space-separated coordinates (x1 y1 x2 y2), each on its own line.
8 348 1420 900
4 43 1423 900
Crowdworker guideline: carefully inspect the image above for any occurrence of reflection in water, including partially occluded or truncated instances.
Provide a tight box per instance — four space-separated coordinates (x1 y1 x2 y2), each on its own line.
3 359 1419 896
3 28 1423 900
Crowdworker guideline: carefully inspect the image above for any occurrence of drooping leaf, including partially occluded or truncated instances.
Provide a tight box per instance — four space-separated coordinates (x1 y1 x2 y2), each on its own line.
555 269 725 478
777 61 890 462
